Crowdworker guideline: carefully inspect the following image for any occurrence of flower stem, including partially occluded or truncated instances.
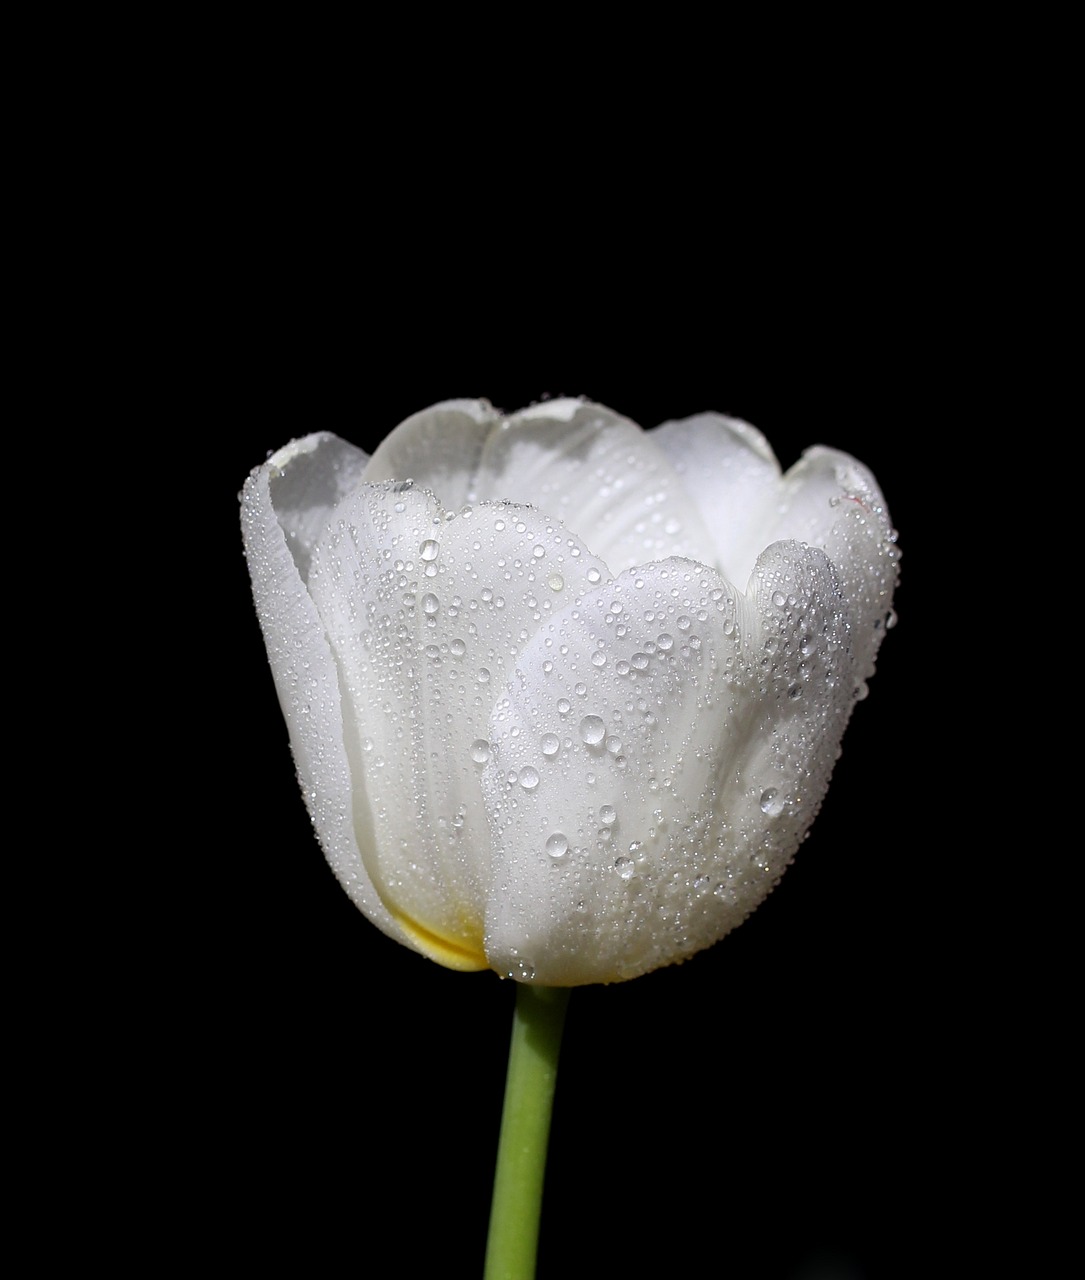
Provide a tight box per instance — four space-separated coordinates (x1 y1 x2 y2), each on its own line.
484 984 571 1280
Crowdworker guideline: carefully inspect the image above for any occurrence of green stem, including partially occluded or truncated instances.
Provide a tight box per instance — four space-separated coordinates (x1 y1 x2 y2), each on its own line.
484 984 571 1280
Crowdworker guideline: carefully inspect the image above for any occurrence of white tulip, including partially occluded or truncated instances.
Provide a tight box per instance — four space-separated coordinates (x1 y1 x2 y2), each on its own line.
241 398 899 985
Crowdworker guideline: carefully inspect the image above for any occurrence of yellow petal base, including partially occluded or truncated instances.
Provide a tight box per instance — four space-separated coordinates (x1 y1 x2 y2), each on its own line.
390 908 489 972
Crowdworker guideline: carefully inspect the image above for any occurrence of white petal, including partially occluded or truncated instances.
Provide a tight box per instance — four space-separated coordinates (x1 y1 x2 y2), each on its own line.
261 432 370 581
362 399 499 510
771 447 899 683
480 548 858 985
651 412 783 584
304 480 612 971
240 437 404 949
653 415 899 683
365 398 720 574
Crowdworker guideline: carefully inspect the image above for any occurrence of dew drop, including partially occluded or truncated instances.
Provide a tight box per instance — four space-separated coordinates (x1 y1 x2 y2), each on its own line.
471 739 491 765
477 667 491 684
420 539 439 561
548 573 564 592
615 856 635 880
772 591 787 608
541 733 560 757
591 650 607 668
545 832 569 859
631 652 649 670
422 593 439 615
533 545 546 559
557 697 571 715
599 804 617 825
760 788 785 816
657 633 674 651
579 715 606 745
519 767 540 791
587 567 602 584
450 638 466 657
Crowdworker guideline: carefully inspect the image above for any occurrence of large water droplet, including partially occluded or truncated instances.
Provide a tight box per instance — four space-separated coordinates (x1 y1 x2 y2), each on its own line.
545 832 569 859
579 715 606 745
422 593 439 615
541 733 560 757
450 638 466 657
599 804 617 825
471 739 491 765
760 788 785 816
519 767 540 791
420 539 439 561
615 856 635 880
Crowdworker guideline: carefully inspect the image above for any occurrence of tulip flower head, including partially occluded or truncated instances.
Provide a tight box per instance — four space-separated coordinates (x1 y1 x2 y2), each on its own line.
241 399 898 985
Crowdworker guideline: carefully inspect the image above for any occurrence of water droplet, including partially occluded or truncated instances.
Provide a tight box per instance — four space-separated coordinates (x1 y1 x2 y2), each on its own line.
605 736 622 755
587 567 602 584
494 518 506 531
677 615 692 631
478 667 491 684
545 832 569 859
615 856 635 880
548 573 564 592
450 638 466 657
599 804 617 825
579 715 605 745
772 591 787 608
471 739 491 764
422 593 439 615
657 633 674 651
631 652 649 670
591 650 607 668
533 545 546 559
541 733 560 757
760 788 785 816
557 698 571 715
519 767 540 791
420 539 439 561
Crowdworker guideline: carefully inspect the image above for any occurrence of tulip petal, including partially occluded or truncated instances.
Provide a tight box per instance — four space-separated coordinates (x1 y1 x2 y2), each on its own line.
365 398 720 575
652 415 899 683
363 399 499 510
651 412 784 585
480 548 859 985
303 479 613 972
240 433 407 948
